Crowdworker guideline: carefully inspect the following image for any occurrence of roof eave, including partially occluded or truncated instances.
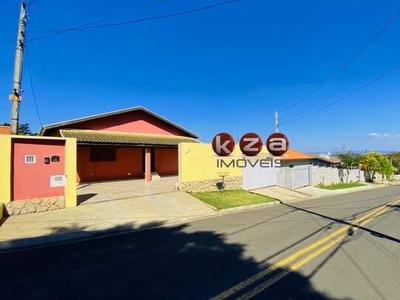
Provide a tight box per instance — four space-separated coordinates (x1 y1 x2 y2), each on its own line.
40 106 199 139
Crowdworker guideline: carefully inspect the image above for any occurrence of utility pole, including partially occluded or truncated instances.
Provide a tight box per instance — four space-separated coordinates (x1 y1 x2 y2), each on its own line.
9 1 27 135
274 111 279 133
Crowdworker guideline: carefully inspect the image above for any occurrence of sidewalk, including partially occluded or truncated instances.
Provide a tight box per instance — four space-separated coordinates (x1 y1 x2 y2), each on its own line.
297 183 386 198
0 191 217 251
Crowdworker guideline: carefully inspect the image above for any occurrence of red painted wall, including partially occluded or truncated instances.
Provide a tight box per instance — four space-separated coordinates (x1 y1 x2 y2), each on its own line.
77 146 143 182
13 139 65 200
61 111 192 137
155 148 178 176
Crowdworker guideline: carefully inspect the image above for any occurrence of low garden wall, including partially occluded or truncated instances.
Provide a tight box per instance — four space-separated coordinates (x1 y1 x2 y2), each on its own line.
5 196 65 216
180 176 242 192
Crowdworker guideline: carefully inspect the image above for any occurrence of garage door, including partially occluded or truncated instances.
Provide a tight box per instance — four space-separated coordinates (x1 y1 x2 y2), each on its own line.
243 163 276 190
293 166 310 189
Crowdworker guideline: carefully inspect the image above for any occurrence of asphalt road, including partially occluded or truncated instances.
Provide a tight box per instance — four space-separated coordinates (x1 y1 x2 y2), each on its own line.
1 186 400 300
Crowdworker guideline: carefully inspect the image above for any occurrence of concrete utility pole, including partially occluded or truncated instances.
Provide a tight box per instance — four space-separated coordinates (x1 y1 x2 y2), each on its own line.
274 111 279 133
9 1 27 135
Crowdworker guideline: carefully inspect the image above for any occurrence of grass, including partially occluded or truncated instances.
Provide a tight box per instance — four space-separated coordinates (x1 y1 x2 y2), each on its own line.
317 182 366 190
190 190 275 210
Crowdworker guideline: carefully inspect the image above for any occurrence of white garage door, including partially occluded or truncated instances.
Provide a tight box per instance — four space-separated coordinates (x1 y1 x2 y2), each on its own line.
293 166 310 189
243 164 276 190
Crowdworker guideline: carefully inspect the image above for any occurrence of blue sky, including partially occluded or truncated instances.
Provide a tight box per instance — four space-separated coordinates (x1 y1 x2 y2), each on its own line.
1 0 400 152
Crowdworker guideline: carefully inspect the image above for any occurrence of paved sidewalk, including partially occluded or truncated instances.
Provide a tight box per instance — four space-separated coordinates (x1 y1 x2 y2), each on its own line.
253 186 309 201
0 191 216 251
298 183 385 198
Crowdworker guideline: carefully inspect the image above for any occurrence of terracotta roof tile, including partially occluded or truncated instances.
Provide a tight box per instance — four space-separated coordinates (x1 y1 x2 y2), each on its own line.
0 126 11 135
279 149 313 161
60 129 199 146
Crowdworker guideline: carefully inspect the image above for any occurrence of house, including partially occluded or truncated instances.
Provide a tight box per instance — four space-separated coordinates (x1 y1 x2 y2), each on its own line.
310 153 341 167
40 106 199 183
0 125 11 135
276 150 314 189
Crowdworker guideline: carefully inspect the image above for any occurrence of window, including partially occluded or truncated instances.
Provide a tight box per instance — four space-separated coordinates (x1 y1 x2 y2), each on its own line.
90 147 116 162
25 155 36 164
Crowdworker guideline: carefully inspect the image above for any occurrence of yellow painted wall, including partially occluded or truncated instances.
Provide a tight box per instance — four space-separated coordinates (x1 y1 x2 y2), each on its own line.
179 143 242 183
0 135 12 207
64 138 77 208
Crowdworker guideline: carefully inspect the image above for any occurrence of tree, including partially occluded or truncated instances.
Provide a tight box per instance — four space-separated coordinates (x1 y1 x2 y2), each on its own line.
18 123 36 135
338 153 359 184
387 152 400 174
377 155 394 178
360 152 394 182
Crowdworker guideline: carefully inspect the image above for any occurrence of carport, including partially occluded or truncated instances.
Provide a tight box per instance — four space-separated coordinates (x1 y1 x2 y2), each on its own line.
59 129 198 183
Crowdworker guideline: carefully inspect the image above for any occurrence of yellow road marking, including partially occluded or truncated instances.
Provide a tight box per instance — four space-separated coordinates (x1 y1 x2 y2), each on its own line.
211 197 400 300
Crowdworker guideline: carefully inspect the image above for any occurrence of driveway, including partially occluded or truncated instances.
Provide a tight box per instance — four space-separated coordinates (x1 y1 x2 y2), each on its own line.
77 176 180 205
0 177 216 249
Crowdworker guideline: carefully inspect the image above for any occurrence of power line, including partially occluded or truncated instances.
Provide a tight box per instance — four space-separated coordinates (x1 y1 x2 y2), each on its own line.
24 43 43 127
278 5 400 113
280 63 400 126
28 0 245 42
27 0 171 34
28 19 106 42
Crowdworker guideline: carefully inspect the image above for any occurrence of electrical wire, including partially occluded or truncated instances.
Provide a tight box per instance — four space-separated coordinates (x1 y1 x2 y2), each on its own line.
280 63 400 126
278 5 400 113
28 19 106 42
24 43 43 127
28 0 245 42
27 0 171 34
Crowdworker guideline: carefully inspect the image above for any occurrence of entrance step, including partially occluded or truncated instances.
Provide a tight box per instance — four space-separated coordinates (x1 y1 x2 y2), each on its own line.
151 172 161 181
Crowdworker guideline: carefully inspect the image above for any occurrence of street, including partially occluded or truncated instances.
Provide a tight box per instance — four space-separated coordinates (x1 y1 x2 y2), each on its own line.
1 186 400 300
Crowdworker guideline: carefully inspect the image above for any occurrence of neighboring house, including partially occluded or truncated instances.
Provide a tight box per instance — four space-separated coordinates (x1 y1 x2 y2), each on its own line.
276 150 314 189
310 153 341 167
40 106 199 183
0 125 11 135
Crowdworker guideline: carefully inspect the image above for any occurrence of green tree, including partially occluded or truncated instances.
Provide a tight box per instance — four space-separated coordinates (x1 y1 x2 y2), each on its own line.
387 152 400 174
338 153 359 184
360 152 394 182
377 155 394 177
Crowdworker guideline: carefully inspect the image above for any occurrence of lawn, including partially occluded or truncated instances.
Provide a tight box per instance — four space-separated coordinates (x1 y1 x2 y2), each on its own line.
318 182 366 190
190 190 275 210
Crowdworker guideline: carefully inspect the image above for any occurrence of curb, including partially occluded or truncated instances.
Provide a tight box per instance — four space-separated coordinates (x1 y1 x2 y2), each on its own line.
218 200 281 215
0 200 284 253
0 213 220 254
304 184 387 201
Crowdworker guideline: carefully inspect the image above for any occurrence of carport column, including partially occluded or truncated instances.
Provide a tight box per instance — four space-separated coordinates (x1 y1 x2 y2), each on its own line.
145 148 152 182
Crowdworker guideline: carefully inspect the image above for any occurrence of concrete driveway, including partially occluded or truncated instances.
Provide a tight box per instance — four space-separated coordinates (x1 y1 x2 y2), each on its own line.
77 176 180 204
0 177 216 249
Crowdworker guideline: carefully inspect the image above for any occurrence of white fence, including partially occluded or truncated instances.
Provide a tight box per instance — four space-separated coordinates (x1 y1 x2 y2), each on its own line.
277 165 385 189
312 167 365 186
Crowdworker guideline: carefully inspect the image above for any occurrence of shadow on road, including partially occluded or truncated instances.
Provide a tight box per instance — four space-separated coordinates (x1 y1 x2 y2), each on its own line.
0 221 342 300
